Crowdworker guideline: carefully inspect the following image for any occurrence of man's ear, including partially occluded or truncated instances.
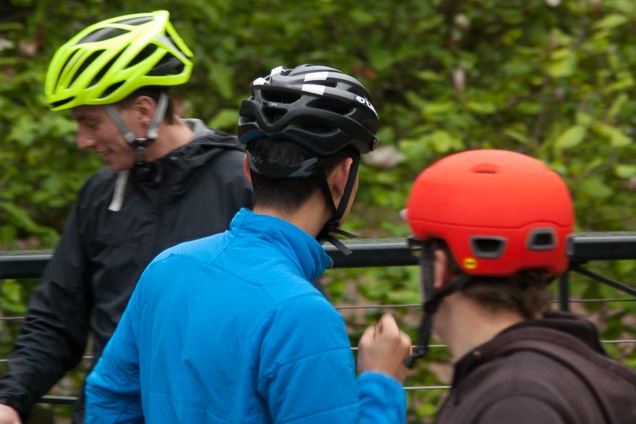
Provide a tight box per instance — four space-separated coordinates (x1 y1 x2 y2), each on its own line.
328 157 353 198
432 248 453 290
132 95 156 124
243 155 252 183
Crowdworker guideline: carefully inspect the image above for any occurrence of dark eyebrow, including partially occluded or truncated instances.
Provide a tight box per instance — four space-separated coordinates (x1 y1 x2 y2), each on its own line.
74 113 101 124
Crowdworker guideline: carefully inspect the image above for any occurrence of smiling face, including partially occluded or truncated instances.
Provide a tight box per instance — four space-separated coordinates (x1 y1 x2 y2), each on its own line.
70 105 139 171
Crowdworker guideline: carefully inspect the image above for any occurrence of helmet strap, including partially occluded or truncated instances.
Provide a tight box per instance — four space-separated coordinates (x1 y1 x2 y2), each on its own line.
316 154 360 256
104 92 169 166
404 241 472 368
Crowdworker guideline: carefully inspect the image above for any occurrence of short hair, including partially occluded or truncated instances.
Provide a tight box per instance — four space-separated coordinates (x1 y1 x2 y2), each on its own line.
246 138 359 214
431 239 553 318
117 86 177 125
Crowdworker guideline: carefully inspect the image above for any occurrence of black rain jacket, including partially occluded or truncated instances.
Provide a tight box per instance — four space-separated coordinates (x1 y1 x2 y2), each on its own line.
0 119 253 422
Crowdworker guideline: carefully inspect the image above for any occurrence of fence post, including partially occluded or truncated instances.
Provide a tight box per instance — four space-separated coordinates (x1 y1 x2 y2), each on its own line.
558 271 570 312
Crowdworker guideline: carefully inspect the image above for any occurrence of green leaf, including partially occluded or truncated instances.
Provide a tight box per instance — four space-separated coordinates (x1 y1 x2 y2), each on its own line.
466 101 496 114
369 48 397 72
593 14 629 30
547 49 577 78
575 111 595 127
207 63 234 99
614 165 636 179
578 177 613 201
422 102 456 117
416 71 444 82
208 108 239 132
0 201 57 240
593 123 632 147
554 126 587 151
424 130 464 154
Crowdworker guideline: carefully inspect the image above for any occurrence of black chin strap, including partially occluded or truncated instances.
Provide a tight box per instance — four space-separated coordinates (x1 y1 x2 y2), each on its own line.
404 246 472 368
316 155 360 256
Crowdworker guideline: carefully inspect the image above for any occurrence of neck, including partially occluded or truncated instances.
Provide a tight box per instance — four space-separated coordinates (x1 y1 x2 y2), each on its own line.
143 120 193 162
434 291 526 362
252 190 332 238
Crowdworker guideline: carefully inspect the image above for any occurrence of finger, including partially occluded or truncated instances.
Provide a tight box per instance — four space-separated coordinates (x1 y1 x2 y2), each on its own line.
359 324 377 345
400 331 413 350
377 313 399 336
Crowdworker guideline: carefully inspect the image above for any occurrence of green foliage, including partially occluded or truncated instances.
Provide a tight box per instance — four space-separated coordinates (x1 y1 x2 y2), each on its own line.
1 0 636 421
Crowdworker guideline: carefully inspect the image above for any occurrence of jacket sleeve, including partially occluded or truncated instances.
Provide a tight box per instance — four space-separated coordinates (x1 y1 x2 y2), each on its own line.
257 295 406 424
85 282 144 424
0 204 91 421
357 372 407 424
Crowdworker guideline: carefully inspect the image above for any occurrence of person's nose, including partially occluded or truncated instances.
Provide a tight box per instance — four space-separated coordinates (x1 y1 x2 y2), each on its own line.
76 128 96 150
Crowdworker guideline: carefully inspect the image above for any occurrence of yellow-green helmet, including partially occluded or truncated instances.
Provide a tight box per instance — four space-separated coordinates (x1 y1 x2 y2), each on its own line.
45 10 193 111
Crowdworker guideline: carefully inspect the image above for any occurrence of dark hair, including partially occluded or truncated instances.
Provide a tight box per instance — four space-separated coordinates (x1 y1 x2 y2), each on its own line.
246 138 359 214
431 239 553 319
117 86 177 125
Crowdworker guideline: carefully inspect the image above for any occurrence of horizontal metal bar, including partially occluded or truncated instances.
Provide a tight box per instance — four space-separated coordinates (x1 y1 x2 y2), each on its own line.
0 251 51 279
566 232 636 261
326 238 415 268
325 232 636 268
404 385 451 391
39 395 76 405
3 232 636 279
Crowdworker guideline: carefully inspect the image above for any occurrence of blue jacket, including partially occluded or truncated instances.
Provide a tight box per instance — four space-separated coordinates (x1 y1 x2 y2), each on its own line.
85 208 406 423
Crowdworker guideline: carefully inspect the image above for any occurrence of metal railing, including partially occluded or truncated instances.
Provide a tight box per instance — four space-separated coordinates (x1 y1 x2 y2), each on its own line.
1 232 636 406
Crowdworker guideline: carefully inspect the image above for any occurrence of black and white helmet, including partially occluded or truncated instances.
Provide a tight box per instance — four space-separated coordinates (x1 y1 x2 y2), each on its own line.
238 64 380 254
238 64 380 157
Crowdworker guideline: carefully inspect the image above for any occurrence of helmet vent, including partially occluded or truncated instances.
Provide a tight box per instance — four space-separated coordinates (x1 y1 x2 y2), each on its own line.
310 98 351 115
471 163 499 174
263 107 288 124
297 123 335 135
527 228 557 250
88 50 124 88
110 16 153 26
126 44 158 69
49 97 75 109
148 53 185 76
69 50 106 87
77 28 128 44
470 236 506 259
261 88 301 104
99 81 125 99
55 49 79 92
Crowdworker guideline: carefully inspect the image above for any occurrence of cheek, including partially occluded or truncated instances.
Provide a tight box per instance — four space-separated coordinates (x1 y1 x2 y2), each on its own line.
102 129 128 149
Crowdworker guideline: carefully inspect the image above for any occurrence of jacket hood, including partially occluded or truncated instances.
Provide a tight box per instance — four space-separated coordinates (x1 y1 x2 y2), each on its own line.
108 119 245 210
502 311 606 354
151 118 244 186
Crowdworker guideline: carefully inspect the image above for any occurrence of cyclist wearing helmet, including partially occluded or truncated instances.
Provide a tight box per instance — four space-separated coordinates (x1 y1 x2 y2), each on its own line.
404 149 636 423
84 64 411 423
0 11 251 423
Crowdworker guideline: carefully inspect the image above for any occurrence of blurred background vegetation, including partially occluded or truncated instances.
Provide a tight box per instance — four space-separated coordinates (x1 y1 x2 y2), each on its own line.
1 0 636 422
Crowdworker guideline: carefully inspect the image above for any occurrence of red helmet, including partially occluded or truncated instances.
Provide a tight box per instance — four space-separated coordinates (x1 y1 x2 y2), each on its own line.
405 149 574 276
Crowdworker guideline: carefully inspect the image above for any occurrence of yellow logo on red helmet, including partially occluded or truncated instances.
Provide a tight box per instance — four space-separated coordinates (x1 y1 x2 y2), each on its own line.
463 257 478 270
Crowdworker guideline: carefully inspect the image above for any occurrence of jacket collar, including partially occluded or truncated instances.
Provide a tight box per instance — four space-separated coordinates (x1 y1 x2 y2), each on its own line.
229 208 333 283
452 311 606 388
